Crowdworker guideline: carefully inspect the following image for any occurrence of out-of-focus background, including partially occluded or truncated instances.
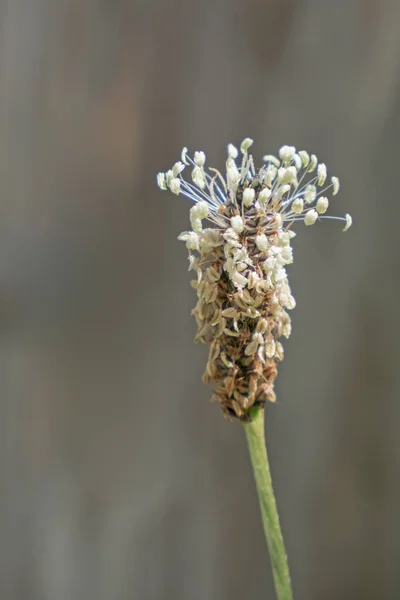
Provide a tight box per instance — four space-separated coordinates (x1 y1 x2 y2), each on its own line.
0 1 399 599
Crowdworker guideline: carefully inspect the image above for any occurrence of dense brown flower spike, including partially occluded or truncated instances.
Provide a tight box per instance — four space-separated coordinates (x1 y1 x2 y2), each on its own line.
157 140 351 421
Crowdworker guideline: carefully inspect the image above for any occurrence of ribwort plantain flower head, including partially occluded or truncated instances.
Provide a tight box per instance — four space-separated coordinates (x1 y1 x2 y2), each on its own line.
157 140 352 421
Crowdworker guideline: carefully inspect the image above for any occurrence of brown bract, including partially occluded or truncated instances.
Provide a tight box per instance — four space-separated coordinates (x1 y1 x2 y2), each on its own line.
189 184 291 422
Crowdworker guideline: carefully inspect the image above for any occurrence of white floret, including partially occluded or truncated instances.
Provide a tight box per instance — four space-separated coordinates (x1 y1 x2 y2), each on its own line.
231 215 244 234
304 209 318 226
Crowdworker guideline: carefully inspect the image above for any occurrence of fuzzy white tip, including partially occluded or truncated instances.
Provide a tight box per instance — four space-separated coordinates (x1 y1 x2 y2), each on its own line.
190 201 209 233
190 201 209 220
231 215 244 234
227 143 238 159
279 145 296 162
181 147 189 165
194 151 206 167
231 270 247 289
191 166 206 189
157 172 167 190
298 150 310 167
258 187 271 204
304 184 317 204
304 209 318 226
308 154 318 172
172 161 185 177
317 163 327 186
177 231 200 251
227 166 240 189
292 198 304 214
293 154 302 170
170 178 181 195
343 213 352 232
243 187 255 207
255 234 269 252
331 176 340 196
240 138 254 153
316 196 329 214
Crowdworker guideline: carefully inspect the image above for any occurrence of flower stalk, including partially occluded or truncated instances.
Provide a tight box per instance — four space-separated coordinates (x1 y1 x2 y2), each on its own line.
243 405 293 600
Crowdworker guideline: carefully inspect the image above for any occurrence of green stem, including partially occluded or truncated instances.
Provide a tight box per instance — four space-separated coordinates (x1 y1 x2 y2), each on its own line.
243 405 293 600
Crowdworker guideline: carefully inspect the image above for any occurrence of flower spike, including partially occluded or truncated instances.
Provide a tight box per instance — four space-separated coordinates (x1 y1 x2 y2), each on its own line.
157 140 352 420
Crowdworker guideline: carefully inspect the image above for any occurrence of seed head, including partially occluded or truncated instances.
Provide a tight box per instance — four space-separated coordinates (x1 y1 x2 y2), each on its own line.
157 140 352 421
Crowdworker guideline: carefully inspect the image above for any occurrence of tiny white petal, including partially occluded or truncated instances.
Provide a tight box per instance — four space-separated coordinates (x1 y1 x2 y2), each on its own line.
278 166 298 186
231 215 244 234
331 176 340 195
181 147 189 165
194 151 206 166
275 184 290 201
307 154 318 172
265 165 278 186
231 270 248 289
279 145 296 162
157 172 167 190
298 150 310 167
252 332 264 344
227 166 240 188
317 163 327 186
263 256 276 271
245 339 259 356
274 268 287 282
192 166 206 189
286 295 296 310
304 184 317 204
258 187 272 204
283 320 292 338
170 178 181 195
243 188 255 207
191 218 202 233
255 234 269 252
274 213 283 228
293 154 302 169
165 169 174 186
278 231 290 246
265 339 276 358
240 138 253 153
191 200 209 220
316 196 329 214
228 143 238 159
178 231 199 251
277 167 286 183
263 155 280 167
222 228 240 244
275 341 284 359
256 318 269 334
281 246 293 264
172 161 185 177
343 213 352 232
188 255 196 271
292 198 304 214
186 232 200 250
190 202 209 233
304 209 318 226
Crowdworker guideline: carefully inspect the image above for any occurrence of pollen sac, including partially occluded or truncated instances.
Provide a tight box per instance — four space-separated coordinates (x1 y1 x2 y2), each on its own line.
242 188 255 207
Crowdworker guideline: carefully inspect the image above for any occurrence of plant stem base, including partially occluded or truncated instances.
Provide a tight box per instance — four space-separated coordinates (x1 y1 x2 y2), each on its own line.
243 405 293 600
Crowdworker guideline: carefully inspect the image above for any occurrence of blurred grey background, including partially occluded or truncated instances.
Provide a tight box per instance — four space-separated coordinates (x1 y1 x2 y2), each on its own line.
0 1 399 599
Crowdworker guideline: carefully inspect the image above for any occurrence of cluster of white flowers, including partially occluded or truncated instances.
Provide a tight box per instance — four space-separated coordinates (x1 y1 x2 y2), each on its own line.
157 140 352 420
157 139 351 233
